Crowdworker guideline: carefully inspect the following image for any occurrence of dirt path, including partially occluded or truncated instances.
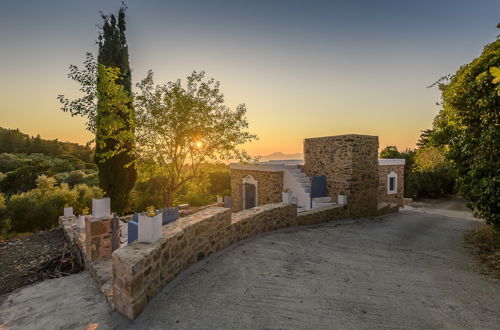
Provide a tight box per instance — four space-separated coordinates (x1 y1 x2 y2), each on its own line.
1 210 499 329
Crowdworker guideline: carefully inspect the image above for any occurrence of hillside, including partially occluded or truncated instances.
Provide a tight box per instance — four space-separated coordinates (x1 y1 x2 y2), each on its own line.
0 127 93 163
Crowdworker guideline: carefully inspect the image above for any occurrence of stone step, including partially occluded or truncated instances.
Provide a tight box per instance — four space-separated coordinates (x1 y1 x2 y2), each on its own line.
295 176 309 184
312 196 331 203
285 164 298 169
293 172 307 178
312 201 337 208
287 168 301 173
297 206 307 213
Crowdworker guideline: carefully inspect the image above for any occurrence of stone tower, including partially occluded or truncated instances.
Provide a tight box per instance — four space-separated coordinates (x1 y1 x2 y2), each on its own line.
303 134 379 217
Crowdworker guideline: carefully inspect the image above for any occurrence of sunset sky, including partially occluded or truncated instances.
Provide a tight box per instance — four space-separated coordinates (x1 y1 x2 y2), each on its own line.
0 0 499 156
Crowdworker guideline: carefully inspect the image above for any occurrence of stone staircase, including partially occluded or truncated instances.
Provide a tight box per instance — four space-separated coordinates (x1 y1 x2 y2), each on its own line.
283 164 336 212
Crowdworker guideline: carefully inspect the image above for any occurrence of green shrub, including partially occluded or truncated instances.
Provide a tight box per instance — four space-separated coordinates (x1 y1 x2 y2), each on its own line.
6 175 103 233
406 169 456 199
0 193 7 232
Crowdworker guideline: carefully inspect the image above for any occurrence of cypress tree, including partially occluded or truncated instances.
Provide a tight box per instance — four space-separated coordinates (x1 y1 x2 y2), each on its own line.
95 5 136 213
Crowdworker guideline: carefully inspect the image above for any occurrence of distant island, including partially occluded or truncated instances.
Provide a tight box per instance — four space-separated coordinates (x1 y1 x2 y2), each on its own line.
259 152 303 161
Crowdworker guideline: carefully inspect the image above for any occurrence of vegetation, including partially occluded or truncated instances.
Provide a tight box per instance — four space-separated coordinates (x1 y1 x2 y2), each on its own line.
379 145 455 198
0 127 93 161
134 70 256 206
95 6 137 213
130 163 231 211
3 176 102 234
423 31 499 226
58 5 137 214
0 127 100 238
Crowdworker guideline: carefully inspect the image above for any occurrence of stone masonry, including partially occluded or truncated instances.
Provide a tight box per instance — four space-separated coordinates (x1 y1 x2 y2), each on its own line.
303 134 379 217
231 169 283 212
378 164 405 207
85 216 120 262
112 203 348 319
112 207 233 319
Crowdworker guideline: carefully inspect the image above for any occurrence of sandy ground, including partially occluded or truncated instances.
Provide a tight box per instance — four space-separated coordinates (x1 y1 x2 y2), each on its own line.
1 204 499 330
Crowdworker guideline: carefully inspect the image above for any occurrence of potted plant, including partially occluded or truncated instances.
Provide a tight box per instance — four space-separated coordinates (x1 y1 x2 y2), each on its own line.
282 189 293 204
138 206 162 243
78 207 89 229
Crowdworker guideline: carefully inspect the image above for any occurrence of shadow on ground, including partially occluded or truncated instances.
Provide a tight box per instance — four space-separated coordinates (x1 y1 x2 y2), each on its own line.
1 209 499 330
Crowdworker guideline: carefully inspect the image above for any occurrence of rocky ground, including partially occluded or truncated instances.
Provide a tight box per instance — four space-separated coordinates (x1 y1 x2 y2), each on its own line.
0 229 81 296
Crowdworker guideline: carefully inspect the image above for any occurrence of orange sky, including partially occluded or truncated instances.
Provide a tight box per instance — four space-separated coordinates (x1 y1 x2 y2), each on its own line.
1 1 498 157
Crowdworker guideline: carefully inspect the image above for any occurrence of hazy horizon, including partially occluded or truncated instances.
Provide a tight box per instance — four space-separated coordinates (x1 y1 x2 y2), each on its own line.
1 0 499 155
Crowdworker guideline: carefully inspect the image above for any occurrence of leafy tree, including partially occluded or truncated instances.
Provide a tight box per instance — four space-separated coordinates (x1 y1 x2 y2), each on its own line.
95 5 137 213
135 70 257 206
414 146 448 172
428 33 499 226
207 167 231 197
58 5 136 213
380 145 403 159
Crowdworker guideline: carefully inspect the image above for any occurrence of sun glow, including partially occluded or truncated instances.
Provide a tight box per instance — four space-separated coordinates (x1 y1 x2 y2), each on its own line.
193 140 204 149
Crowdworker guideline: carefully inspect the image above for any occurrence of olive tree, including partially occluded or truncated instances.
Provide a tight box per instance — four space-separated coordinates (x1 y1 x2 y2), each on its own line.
135 70 257 207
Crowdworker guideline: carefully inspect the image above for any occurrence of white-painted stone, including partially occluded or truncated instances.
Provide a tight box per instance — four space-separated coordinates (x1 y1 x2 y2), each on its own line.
92 198 111 219
338 195 348 205
63 207 74 217
77 215 86 229
138 214 162 243
282 191 293 203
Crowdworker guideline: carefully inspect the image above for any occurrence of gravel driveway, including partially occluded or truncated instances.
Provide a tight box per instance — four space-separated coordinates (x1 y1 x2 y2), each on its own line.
1 210 499 330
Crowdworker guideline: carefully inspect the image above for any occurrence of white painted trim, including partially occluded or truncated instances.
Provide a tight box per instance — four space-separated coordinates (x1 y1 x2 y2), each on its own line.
379 158 405 166
387 171 398 195
230 163 285 172
242 175 258 209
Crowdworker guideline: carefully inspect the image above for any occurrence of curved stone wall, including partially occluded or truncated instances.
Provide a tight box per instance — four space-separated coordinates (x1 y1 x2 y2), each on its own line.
112 203 348 319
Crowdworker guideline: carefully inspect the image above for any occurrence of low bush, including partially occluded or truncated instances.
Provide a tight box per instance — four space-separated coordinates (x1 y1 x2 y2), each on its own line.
6 175 103 233
406 169 456 199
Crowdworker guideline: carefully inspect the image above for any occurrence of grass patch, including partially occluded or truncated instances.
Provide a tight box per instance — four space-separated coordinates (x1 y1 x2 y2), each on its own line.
465 225 500 279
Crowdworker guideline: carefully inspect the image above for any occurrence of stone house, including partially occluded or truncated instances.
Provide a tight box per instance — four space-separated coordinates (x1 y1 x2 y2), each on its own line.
230 134 405 216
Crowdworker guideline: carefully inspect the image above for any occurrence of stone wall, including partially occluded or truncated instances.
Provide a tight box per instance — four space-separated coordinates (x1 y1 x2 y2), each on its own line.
229 203 297 242
112 202 349 319
303 134 379 217
112 207 232 319
297 204 349 226
85 216 120 262
231 169 283 212
378 164 405 207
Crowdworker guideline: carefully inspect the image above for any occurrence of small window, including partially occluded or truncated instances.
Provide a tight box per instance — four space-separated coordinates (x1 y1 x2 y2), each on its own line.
387 171 397 194
389 177 395 191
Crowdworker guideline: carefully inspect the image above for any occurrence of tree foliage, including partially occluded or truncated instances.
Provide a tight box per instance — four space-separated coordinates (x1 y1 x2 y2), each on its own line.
58 5 137 213
427 34 500 226
134 70 257 206
379 145 401 159
379 145 454 198
0 127 93 162
57 53 98 133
